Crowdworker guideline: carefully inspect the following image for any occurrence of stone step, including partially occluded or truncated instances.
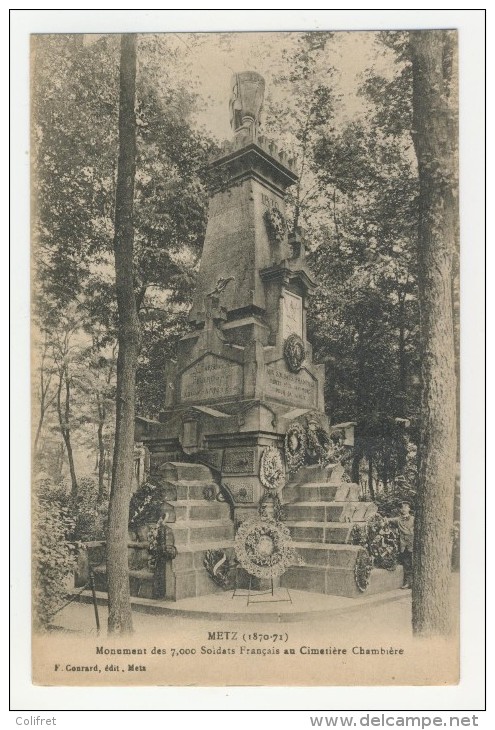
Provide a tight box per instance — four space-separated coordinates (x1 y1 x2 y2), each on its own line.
349 502 377 521
285 520 361 544
170 566 234 601
169 541 237 601
285 501 376 523
92 565 157 599
165 481 223 501
292 541 363 568
160 462 213 483
127 540 153 570
92 566 154 580
281 565 405 598
168 519 235 546
294 482 361 502
173 540 236 573
170 499 231 522
288 463 341 486
92 539 237 601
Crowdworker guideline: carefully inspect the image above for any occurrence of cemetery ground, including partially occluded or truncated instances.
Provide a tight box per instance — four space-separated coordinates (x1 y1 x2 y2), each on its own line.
51 586 416 637
33 576 459 686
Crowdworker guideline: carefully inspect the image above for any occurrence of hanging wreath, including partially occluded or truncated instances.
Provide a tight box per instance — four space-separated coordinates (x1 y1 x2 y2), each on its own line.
283 333 306 372
259 446 285 494
306 419 331 465
263 207 286 244
354 548 373 592
202 485 216 502
235 518 297 579
129 480 168 529
147 518 177 571
259 491 287 522
284 421 307 474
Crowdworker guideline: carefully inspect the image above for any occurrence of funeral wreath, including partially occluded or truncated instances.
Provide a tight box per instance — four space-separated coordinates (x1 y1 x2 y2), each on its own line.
235 517 298 579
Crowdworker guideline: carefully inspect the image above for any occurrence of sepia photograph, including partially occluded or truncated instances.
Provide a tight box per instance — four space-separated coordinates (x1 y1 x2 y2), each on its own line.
19 10 484 699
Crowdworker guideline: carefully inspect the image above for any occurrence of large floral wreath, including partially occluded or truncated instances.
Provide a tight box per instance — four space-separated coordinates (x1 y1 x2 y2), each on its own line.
129 480 168 529
350 514 399 571
235 518 298 579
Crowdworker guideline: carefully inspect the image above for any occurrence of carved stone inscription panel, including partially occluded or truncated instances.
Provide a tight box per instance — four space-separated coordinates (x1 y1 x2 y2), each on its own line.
182 420 198 448
265 361 317 407
180 354 243 402
282 291 303 339
222 480 255 503
222 448 256 474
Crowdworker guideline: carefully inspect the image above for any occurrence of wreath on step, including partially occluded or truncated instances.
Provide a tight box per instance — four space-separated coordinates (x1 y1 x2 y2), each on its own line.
259 491 287 522
366 515 399 570
147 518 177 571
204 549 237 589
354 548 373 592
350 515 399 571
306 419 331 465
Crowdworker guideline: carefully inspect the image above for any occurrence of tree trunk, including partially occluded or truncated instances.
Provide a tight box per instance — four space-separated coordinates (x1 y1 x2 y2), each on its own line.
56 365 78 500
34 343 54 453
65 437 78 501
107 33 139 635
351 451 361 486
56 441 65 482
368 456 375 501
97 417 106 502
410 30 458 636
355 324 367 420
382 448 389 492
34 417 43 455
397 290 407 417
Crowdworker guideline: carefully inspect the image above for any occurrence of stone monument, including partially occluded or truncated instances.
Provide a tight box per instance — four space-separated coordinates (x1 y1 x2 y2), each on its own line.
123 72 405 603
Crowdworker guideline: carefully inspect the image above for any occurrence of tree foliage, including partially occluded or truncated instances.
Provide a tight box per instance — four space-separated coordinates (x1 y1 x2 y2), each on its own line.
260 32 421 494
32 34 216 482
33 476 77 630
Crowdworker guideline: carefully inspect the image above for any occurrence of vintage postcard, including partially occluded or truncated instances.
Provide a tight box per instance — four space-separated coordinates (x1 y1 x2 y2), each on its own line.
28 22 473 691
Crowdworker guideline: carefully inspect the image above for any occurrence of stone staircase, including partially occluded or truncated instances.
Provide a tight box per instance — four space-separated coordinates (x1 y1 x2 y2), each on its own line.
80 462 236 602
158 463 236 600
78 461 404 604
280 465 405 597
